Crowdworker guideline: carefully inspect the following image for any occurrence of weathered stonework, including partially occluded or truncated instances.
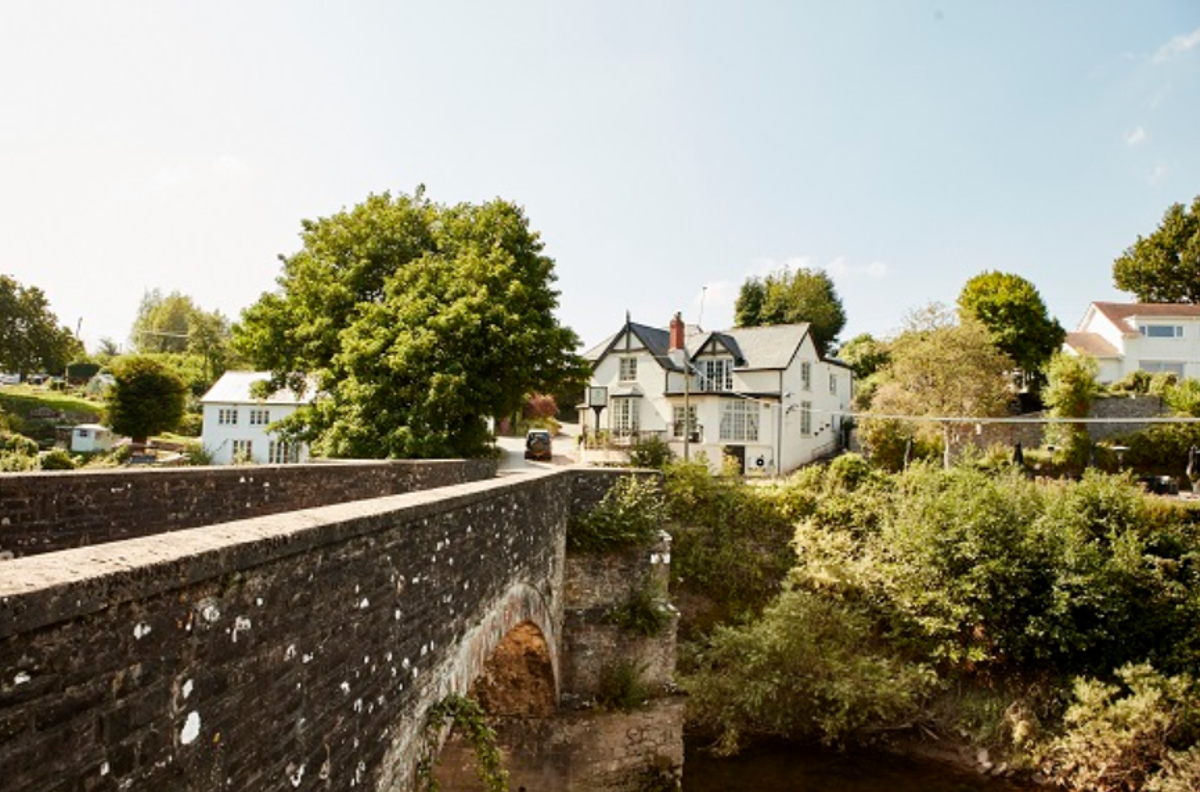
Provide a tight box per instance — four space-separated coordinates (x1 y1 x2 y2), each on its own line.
0 459 497 559
0 470 568 792
437 698 686 792
561 533 677 702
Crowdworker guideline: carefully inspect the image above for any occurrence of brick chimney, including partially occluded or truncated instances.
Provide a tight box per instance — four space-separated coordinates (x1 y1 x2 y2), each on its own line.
669 312 685 351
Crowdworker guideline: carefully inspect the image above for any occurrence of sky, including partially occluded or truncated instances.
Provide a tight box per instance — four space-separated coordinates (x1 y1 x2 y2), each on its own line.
1 1 1198 355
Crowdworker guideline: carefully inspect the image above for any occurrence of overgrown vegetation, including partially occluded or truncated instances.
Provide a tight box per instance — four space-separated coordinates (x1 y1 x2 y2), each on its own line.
596 659 651 712
417 694 508 792
604 584 672 636
567 475 666 552
674 456 1200 789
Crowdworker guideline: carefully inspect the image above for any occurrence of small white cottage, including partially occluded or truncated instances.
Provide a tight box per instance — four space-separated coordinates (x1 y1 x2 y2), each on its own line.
199 371 314 465
70 423 114 453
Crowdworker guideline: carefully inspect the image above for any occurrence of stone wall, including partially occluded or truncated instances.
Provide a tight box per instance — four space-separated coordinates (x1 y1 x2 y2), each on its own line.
1089 394 1165 441
0 459 496 559
437 698 686 792
0 470 568 792
560 533 677 702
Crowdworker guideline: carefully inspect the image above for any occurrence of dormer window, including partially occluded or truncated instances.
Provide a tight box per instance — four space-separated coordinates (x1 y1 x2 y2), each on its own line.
1140 325 1183 338
699 358 734 392
619 356 638 381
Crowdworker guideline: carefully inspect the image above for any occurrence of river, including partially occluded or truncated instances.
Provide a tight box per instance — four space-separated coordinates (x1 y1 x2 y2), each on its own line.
682 738 1032 792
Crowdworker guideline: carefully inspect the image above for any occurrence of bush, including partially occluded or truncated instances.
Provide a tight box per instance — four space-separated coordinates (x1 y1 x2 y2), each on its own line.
37 448 78 470
664 460 797 622
1039 664 1200 792
683 586 937 754
595 660 650 712
605 585 673 636
567 475 666 552
629 435 673 469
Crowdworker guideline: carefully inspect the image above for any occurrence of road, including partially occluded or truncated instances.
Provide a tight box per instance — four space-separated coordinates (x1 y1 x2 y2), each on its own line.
495 424 580 473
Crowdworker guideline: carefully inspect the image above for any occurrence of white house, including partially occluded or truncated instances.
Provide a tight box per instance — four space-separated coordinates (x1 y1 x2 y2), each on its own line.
199 371 314 465
582 313 853 475
1065 302 1200 384
70 423 114 453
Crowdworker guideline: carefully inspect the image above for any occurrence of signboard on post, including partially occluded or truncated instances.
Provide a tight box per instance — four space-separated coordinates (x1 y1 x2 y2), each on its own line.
587 386 607 434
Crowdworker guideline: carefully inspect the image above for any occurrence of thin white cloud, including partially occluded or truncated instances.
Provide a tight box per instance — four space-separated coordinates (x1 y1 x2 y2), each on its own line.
1154 27 1200 63
1125 126 1147 147
1149 163 1168 185
826 256 889 279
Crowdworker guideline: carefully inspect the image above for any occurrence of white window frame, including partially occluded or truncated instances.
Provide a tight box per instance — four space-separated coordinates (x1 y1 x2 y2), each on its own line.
801 361 812 391
800 401 813 436
699 358 733 392
1140 325 1183 338
619 356 638 382
672 405 698 440
268 440 298 464
829 372 837 395
249 408 270 426
231 439 253 459
719 399 759 442
218 408 238 426
611 398 639 437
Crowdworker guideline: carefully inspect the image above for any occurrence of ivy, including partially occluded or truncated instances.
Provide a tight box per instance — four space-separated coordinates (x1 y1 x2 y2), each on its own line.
417 694 508 792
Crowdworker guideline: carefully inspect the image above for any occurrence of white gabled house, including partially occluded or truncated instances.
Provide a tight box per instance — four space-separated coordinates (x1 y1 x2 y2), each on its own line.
583 313 853 475
200 371 314 465
1065 302 1200 384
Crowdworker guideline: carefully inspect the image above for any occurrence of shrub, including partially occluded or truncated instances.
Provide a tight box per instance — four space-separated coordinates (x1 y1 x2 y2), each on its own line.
1039 664 1200 792
664 460 797 621
605 585 673 636
37 449 78 470
567 475 666 552
596 660 650 712
683 586 937 754
629 435 673 469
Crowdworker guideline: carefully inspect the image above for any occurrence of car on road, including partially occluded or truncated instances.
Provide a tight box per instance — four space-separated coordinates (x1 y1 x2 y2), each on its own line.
524 429 552 461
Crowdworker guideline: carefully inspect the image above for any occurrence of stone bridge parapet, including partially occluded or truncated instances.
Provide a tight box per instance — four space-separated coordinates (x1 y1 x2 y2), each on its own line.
0 466 634 792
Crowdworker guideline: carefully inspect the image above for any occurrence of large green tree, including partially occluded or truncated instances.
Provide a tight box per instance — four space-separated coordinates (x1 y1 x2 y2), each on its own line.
957 270 1065 385
106 355 188 444
1112 196 1200 303
0 274 82 376
234 188 586 459
130 290 234 380
861 308 1015 468
734 267 846 356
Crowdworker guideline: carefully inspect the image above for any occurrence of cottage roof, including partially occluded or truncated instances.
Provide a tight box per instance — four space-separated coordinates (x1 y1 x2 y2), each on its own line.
1064 332 1121 358
589 315 818 371
200 371 315 405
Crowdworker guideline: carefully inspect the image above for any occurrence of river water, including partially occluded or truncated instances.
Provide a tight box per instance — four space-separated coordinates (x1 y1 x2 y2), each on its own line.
682 738 1032 792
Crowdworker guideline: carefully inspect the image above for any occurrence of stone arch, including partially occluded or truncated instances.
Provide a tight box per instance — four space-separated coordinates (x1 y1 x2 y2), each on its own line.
471 621 556 717
445 580 561 709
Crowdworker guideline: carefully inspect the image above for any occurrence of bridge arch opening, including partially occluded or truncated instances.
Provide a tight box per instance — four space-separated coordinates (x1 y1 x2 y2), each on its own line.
470 620 557 717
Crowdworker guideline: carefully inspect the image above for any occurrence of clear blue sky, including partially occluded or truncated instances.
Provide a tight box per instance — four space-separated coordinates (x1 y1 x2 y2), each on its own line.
1 2 1198 353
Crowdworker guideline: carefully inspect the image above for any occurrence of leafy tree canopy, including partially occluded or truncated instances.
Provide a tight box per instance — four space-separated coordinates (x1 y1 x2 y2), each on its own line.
234 188 586 459
131 289 234 376
957 270 1065 381
106 355 188 444
837 332 891 380
1112 196 1200 303
0 274 83 376
734 267 846 356
861 307 1015 467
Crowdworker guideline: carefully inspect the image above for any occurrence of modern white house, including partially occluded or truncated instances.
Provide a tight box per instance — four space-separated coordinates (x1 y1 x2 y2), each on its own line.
1065 302 1200 384
582 313 853 475
199 371 314 465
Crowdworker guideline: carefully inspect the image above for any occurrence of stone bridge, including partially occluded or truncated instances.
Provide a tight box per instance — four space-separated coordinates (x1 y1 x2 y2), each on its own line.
0 461 643 791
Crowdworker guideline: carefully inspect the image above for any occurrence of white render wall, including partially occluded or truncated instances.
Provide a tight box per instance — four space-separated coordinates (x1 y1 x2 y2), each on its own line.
200 402 308 465
586 329 852 475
